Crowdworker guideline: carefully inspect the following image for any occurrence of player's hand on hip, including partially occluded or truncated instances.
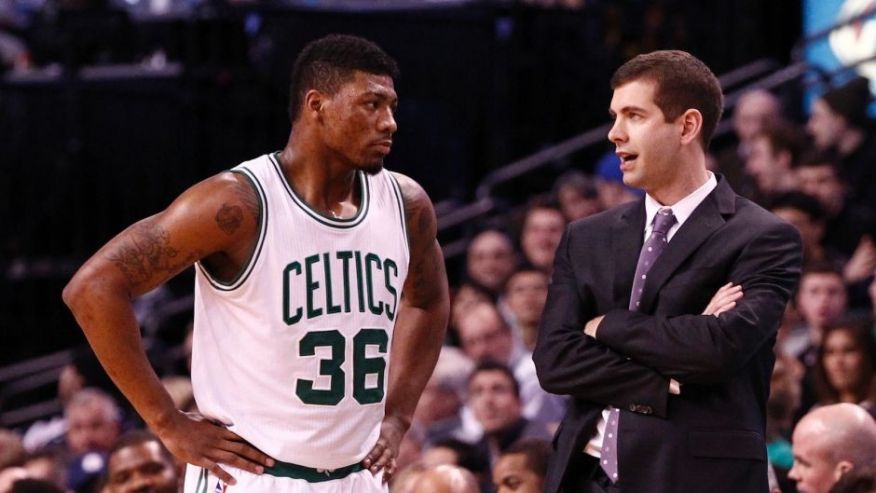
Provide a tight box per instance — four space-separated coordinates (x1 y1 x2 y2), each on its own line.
155 411 275 485
362 415 406 483
702 282 743 317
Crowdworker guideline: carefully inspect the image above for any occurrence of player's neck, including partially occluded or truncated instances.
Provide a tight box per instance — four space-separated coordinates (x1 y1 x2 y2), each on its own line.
277 143 360 217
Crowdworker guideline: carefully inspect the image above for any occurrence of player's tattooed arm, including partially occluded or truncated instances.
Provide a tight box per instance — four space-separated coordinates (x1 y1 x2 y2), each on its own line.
64 171 273 485
107 220 202 289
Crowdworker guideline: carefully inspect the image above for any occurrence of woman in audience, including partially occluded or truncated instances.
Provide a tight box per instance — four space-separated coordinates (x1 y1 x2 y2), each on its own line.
813 319 876 417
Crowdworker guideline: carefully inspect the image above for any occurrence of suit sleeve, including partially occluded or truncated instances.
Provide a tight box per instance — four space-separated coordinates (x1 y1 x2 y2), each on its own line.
596 220 802 385
533 226 672 417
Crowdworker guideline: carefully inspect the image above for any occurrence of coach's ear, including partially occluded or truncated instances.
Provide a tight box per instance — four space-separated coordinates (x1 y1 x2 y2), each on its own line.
679 109 703 146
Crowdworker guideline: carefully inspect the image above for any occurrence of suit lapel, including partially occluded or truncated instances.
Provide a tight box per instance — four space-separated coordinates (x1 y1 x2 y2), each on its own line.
637 177 737 313
612 200 646 309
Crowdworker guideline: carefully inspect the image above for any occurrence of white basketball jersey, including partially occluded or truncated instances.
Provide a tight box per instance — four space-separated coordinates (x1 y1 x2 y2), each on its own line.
191 153 410 469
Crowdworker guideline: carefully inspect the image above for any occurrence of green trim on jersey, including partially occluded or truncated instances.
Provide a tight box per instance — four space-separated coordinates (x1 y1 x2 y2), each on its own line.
387 172 410 255
268 152 370 229
196 167 269 291
264 459 364 482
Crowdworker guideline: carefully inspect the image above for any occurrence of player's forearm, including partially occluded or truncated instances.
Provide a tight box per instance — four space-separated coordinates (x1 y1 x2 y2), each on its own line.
63 272 177 430
384 301 448 427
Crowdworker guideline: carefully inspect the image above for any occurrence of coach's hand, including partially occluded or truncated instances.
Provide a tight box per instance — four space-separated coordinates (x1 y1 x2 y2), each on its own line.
362 415 407 483
154 411 275 485
703 282 743 317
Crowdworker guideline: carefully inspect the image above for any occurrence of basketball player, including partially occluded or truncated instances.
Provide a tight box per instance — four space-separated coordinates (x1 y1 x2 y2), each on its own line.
63 34 450 492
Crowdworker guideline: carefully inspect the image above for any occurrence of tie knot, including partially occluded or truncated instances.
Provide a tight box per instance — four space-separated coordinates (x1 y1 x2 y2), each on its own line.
652 208 676 236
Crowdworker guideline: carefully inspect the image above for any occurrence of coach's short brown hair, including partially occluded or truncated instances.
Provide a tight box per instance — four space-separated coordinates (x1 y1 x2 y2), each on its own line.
611 50 724 149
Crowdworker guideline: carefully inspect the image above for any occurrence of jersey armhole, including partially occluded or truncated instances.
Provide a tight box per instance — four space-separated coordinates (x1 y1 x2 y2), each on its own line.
387 172 410 258
196 167 268 291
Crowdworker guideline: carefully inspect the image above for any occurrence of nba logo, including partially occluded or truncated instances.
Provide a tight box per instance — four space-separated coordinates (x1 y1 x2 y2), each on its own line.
214 480 227 493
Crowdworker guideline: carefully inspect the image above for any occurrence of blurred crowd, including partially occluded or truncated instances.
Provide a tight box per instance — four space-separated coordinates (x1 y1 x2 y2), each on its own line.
2 60 876 493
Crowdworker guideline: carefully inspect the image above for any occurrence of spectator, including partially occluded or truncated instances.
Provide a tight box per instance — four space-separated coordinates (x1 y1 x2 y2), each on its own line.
789 404 876 493
714 89 784 195
518 201 565 275
491 439 551 493
744 122 806 204
410 465 479 493
503 268 549 351
64 388 121 492
783 262 848 364
419 439 489 490
551 171 602 222
828 465 876 493
767 354 804 491
455 302 564 427
414 347 474 445
104 431 179 493
467 362 551 468
769 192 832 267
795 151 876 280
813 320 876 415
806 77 876 212
450 283 493 343
465 229 518 298
593 152 641 209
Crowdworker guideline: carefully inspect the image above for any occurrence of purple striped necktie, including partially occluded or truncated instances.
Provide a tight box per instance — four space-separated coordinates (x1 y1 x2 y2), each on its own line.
600 207 676 483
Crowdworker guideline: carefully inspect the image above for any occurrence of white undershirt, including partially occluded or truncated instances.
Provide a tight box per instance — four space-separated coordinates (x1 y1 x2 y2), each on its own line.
584 172 717 458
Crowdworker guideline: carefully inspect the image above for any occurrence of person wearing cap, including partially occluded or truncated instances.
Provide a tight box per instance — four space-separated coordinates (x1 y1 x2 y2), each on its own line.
807 77 876 212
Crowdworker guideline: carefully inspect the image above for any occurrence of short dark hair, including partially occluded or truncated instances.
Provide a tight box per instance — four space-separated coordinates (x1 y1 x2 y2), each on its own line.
109 430 174 464
288 34 399 122
610 50 723 149
754 122 808 166
468 360 520 399
502 438 552 479
796 148 842 174
768 191 826 223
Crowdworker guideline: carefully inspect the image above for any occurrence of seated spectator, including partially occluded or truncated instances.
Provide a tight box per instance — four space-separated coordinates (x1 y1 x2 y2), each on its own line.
814 320 876 416
465 229 518 298
828 464 876 493
491 438 551 493
64 388 122 492
518 200 566 275
467 362 552 468
420 439 490 491
593 152 641 208
450 283 493 345
794 152 876 305
456 302 565 427
782 262 848 364
503 268 549 351
744 122 806 205
414 347 474 445
103 431 179 493
390 462 428 493
767 354 804 491
410 465 479 493
789 404 876 493
713 89 784 195
769 191 832 268
806 76 876 212
551 171 602 222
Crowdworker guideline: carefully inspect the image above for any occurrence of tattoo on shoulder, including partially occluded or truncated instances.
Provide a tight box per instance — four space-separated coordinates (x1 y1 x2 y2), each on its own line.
229 175 260 224
216 203 243 235
106 221 200 287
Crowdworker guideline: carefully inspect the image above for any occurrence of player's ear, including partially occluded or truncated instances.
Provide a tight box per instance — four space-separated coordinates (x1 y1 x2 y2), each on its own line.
679 109 703 146
304 90 325 120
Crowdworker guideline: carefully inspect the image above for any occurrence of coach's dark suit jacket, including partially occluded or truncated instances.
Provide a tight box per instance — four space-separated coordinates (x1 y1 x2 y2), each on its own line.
533 176 802 493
